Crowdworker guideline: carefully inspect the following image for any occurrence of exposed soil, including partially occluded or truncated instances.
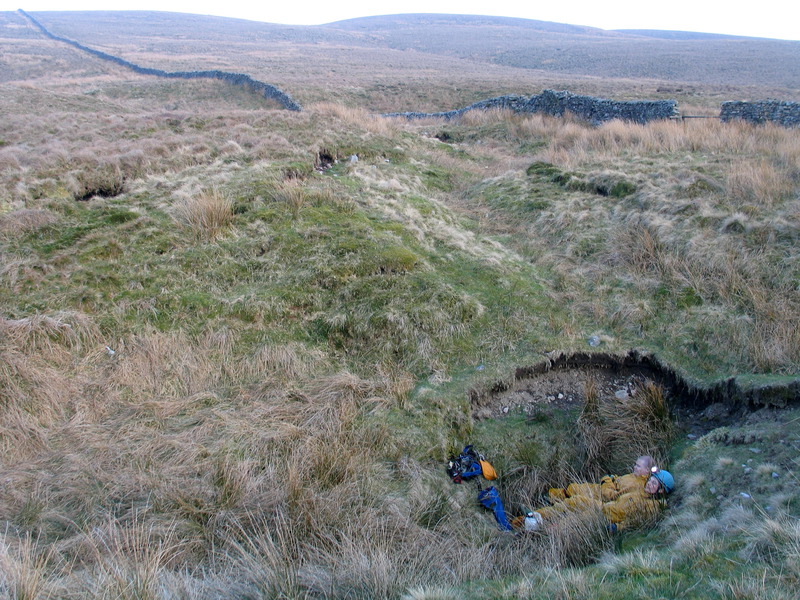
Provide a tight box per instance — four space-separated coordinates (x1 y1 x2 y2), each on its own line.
470 350 798 435
479 366 743 438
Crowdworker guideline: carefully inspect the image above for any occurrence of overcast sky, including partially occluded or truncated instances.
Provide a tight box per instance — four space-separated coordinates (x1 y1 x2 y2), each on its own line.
3 0 798 41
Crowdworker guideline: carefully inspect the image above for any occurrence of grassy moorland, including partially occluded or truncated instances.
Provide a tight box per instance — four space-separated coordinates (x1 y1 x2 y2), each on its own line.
1 10 799 599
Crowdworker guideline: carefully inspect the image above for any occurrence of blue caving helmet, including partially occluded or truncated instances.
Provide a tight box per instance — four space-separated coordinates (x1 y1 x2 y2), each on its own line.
652 469 675 493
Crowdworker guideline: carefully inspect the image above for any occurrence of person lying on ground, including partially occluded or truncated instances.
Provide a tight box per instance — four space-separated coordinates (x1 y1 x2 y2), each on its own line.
522 456 675 532
548 455 656 504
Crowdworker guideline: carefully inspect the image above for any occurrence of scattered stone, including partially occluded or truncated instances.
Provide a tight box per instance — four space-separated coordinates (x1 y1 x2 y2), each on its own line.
687 434 698 440
710 487 717 494
614 389 629 399
349 154 359 163
717 495 724 501
557 393 564 400
502 406 509 414
772 472 780 478
748 448 762 454
744 467 753 474
740 492 751 499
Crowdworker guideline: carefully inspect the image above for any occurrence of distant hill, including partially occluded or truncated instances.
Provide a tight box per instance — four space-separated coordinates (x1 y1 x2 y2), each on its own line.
614 29 753 40
326 13 605 35
322 14 800 90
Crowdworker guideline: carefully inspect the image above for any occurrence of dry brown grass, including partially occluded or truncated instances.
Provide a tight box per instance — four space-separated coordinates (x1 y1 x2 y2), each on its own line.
311 102 402 136
577 378 609 477
486 114 800 374
727 158 796 207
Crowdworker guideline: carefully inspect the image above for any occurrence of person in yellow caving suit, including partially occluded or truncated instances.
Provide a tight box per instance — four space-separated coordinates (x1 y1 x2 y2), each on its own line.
523 455 675 532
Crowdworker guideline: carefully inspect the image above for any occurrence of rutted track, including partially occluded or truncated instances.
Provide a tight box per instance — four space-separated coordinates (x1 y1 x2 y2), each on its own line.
18 9 302 111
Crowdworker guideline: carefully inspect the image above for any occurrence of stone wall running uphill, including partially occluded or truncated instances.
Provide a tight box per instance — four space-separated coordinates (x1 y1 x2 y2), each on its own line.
19 9 302 112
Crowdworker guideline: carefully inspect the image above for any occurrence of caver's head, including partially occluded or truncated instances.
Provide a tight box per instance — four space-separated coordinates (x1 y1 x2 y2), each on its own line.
645 469 675 495
633 455 656 478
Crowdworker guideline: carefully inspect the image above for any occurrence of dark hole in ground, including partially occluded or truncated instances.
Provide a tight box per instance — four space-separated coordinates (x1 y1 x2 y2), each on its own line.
315 150 335 172
74 181 126 202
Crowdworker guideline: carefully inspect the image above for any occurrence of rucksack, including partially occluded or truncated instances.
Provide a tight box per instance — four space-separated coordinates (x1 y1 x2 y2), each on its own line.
447 445 497 483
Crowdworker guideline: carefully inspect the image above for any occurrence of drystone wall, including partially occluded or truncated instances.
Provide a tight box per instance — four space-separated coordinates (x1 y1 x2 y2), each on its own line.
19 10 302 111
386 90 679 125
720 100 800 127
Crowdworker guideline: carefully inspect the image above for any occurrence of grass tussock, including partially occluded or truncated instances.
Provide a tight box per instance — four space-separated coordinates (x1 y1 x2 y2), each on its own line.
173 188 233 240
744 515 800 580
270 179 307 219
0 533 55 600
541 506 615 568
0 209 60 238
